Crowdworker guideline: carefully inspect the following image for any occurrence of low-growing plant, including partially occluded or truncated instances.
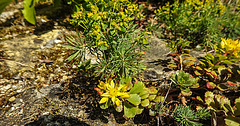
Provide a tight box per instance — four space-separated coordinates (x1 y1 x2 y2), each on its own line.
95 76 164 118
173 104 210 126
166 38 197 71
192 38 240 90
154 0 239 48
65 0 149 78
171 70 199 96
204 91 240 125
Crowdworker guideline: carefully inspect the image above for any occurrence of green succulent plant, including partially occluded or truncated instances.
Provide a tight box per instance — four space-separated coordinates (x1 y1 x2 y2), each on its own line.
124 80 164 118
204 91 240 125
95 76 164 118
192 52 239 91
171 70 199 96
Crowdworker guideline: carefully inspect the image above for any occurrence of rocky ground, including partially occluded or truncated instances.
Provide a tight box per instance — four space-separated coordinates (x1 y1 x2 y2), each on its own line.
0 1 205 126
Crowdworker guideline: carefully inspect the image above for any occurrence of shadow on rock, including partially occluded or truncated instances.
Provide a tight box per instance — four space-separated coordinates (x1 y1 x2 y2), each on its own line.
59 71 110 124
25 114 89 126
148 59 171 67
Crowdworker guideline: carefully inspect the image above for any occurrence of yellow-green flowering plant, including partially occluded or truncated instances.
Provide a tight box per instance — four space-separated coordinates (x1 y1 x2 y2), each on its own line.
65 0 149 78
154 0 239 49
95 76 164 118
96 77 130 108
220 38 240 57
190 38 240 90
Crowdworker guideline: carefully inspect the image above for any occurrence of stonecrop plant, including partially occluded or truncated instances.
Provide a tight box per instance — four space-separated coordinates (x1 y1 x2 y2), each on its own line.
204 91 240 125
171 70 199 96
96 77 130 108
95 76 164 118
220 38 240 57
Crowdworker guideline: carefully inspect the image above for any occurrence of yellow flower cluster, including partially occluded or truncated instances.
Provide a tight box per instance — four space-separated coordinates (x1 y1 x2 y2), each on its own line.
71 0 143 49
155 0 225 17
97 78 130 106
221 38 240 56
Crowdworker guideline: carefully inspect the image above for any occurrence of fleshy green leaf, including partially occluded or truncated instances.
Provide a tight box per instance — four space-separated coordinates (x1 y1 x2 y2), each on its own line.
195 66 203 70
183 56 196 61
129 81 144 94
235 97 240 116
149 109 157 116
136 106 144 115
141 99 149 107
148 87 158 94
126 94 141 106
184 61 195 66
181 88 192 96
22 0 36 25
222 60 234 65
139 89 149 99
225 116 240 126
149 95 157 101
168 64 178 68
194 70 202 76
100 100 110 109
154 96 164 103
124 101 137 118
217 83 228 91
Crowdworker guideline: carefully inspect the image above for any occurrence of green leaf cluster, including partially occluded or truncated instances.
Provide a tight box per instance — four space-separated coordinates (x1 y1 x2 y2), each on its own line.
66 0 149 78
192 52 239 90
96 76 164 118
173 104 210 126
154 0 240 48
123 79 163 118
171 70 198 96
204 91 240 125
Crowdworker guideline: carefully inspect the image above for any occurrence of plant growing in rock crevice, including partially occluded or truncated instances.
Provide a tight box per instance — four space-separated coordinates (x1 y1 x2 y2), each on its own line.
204 91 240 125
173 104 210 126
171 70 199 96
95 76 164 118
192 38 240 90
65 0 149 79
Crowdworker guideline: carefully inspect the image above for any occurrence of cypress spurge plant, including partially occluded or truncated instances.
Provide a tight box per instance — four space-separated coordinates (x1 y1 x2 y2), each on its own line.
171 70 199 96
65 0 149 78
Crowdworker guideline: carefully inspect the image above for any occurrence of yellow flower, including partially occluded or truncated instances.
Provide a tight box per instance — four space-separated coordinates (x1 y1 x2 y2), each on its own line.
221 38 240 56
98 79 130 106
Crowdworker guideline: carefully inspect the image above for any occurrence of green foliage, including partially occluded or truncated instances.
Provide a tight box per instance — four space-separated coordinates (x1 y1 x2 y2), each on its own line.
0 0 62 25
22 0 37 25
191 38 240 90
205 91 240 125
154 0 240 48
124 81 164 118
173 104 210 126
0 0 13 14
66 0 148 78
171 70 198 96
192 52 238 90
95 77 164 118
